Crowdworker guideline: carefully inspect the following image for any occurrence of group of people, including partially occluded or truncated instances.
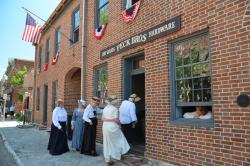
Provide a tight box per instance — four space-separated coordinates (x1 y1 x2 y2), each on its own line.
48 93 141 166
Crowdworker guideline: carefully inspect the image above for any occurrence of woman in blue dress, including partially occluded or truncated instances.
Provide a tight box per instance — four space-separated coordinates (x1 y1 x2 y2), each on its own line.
71 99 87 151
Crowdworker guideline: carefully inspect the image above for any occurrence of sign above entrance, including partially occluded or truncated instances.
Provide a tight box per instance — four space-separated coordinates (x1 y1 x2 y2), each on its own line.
100 16 181 59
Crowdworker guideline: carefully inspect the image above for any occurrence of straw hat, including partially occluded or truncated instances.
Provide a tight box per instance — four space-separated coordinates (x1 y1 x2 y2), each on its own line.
78 99 87 106
130 93 141 102
105 96 119 105
92 96 100 103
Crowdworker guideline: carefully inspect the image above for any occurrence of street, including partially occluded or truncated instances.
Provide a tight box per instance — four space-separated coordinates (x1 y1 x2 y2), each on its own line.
0 135 16 166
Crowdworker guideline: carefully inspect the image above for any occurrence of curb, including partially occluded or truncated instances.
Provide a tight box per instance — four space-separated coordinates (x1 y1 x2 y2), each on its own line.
0 129 24 166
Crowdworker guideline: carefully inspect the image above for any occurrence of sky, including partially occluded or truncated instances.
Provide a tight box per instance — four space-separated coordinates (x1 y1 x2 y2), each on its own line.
0 0 61 78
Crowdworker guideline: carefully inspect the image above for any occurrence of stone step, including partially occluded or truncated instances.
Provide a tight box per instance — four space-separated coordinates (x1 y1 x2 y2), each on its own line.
121 154 146 166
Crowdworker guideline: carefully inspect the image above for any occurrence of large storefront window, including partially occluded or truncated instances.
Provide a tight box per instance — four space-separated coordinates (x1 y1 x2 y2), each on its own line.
94 65 108 107
170 32 213 127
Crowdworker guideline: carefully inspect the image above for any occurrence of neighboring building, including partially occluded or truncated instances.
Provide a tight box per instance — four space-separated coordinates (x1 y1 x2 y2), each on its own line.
34 0 250 165
33 0 82 130
23 69 34 110
4 58 34 111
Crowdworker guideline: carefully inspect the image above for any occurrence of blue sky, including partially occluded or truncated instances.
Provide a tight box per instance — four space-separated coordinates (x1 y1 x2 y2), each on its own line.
0 0 60 78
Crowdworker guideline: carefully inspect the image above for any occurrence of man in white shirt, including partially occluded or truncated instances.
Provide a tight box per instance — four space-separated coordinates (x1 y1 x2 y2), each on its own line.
119 93 140 143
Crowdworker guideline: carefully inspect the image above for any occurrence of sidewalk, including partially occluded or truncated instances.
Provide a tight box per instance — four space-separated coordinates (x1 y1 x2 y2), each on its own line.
0 118 125 166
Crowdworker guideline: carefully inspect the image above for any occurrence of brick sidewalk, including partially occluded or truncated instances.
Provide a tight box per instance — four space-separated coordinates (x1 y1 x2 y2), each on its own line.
0 119 125 166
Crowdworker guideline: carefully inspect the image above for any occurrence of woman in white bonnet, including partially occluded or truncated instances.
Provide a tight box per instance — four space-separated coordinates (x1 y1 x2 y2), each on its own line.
102 96 130 166
71 99 87 151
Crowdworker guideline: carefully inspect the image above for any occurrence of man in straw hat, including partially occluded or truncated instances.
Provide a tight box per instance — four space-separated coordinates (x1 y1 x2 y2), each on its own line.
119 93 141 143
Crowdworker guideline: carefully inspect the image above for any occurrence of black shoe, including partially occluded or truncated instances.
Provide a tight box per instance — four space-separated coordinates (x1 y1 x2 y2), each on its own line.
91 153 98 156
76 148 79 151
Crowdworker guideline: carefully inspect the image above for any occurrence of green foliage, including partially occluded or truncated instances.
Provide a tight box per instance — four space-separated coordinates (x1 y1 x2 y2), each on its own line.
15 112 24 121
100 11 108 25
10 66 28 86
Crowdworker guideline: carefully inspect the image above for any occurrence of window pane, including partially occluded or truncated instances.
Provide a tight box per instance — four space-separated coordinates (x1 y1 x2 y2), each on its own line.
74 9 80 29
99 0 108 7
175 44 183 67
192 64 202 76
193 77 202 89
194 89 202 102
99 5 108 26
191 48 199 63
181 79 192 102
176 80 184 92
200 36 209 62
176 67 183 79
203 89 211 101
183 66 191 78
202 63 210 76
202 77 211 88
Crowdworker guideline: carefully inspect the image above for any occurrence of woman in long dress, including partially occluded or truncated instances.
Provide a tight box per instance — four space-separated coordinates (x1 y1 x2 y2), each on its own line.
80 97 102 156
71 99 86 151
102 96 130 166
48 99 69 155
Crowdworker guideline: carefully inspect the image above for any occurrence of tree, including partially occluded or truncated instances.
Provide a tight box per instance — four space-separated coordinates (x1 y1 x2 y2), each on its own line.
10 66 28 101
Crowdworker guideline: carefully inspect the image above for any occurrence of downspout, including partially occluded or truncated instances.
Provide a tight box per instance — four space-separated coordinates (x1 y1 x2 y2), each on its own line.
81 0 88 99
32 46 38 123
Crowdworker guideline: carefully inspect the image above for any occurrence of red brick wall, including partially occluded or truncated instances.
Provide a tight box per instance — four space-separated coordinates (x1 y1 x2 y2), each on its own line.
85 0 250 165
34 0 82 126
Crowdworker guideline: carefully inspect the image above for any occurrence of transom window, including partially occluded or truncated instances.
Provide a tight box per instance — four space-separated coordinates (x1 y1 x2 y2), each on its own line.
96 0 109 27
72 7 80 44
170 32 213 127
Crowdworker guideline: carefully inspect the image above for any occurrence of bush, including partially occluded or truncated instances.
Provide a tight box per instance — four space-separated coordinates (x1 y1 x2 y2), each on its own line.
15 112 24 121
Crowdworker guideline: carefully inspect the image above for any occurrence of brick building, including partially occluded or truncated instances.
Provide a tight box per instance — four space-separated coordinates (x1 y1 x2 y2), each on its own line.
33 0 83 129
34 0 250 165
4 58 34 111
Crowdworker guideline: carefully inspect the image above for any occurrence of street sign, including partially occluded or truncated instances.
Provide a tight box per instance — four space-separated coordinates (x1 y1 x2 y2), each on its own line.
3 94 7 100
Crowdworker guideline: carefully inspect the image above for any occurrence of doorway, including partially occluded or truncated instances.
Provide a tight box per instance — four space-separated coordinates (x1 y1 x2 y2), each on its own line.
43 84 48 124
123 54 145 154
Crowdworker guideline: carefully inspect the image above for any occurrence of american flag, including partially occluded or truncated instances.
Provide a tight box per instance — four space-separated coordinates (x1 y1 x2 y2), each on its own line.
22 13 42 45
121 0 141 23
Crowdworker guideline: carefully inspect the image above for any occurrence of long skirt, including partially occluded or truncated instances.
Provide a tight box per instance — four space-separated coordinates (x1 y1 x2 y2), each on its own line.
72 120 84 149
103 122 130 162
80 117 97 155
47 121 69 155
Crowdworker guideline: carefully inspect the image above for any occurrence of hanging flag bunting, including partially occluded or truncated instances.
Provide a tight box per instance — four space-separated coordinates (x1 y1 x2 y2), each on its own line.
94 24 107 40
43 63 48 71
121 0 141 23
22 13 42 45
51 52 59 65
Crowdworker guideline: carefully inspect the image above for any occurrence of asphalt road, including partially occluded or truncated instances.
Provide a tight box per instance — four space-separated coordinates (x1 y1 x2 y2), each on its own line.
0 135 16 166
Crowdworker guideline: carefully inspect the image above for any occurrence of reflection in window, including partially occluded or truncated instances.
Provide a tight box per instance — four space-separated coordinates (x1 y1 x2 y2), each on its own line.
172 33 212 122
97 0 109 27
94 65 108 107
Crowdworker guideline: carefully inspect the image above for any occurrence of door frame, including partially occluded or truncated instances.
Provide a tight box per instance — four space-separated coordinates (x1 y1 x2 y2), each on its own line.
43 84 48 123
122 53 144 100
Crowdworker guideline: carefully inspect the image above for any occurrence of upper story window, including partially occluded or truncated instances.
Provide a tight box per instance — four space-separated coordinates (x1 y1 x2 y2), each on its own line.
94 64 108 107
170 32 213 127
45 38 50 64
123 0 140 9
54 28 60 58
38 47 42 72
96 0 109 27
72 7 80 44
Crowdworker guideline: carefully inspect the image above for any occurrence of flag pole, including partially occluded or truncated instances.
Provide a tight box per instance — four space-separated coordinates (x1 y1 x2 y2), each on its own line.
22 7 73 43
